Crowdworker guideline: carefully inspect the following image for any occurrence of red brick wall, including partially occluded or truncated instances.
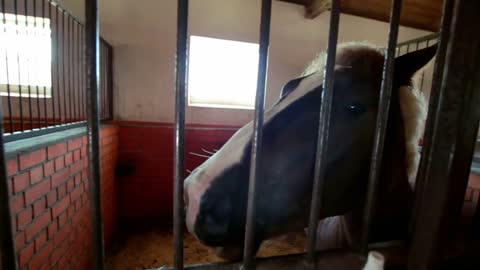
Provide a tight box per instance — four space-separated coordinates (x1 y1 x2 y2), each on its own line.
116 121 240 222
7 125 119 270
115 120 480 225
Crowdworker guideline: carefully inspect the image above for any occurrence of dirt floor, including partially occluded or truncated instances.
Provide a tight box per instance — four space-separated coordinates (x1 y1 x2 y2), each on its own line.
106 226 306 270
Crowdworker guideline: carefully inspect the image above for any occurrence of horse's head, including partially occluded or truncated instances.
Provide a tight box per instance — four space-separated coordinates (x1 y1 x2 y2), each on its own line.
184 42 436 252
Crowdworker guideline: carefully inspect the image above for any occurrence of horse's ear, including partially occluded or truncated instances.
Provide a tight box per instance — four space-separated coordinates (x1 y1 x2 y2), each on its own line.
279 74 312 99
394 44 438 86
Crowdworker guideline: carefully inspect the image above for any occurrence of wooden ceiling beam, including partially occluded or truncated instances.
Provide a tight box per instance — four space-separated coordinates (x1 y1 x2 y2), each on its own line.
277 0 442 32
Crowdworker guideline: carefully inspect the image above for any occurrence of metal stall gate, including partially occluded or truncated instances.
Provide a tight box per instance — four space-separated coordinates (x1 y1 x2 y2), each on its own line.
0 0 479 270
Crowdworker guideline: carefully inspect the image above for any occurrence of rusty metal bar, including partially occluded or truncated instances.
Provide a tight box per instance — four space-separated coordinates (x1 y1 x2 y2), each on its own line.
360 0 403 253
14 0 25 131
34 0 42 129
305 0 341 265
407 0 480 269
85 0 105 269
173 0 188 269
242 1 272 269
25 0 34 128
409 0 455 236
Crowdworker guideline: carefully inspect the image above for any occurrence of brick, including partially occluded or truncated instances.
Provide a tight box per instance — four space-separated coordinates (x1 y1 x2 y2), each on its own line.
25 211 51 241
46 191 57 207
50 237 68 265
58 212 67 228
29 166 44 185
34 230 47 252
43 161 55 177
67 138 82 151
28 241 54 270
10 194 25 215
67 179 75 193
54 156 65 171
54 223 71 246
65 152 73 166
33 197 47 217
70 185 84 203
51 168 70 188
73 149 81 162
25 180 50 205
67 205 75 219
12 172 29 194
57 184 67 199
18 243 34 266
46 222 57 240
70 160 85 175
74 175 82 187
75 199 82 211
52 195 69 218
47 143 67 159
6 158 18 177
17 207 33 229
16 232 26 250
19 149 46 170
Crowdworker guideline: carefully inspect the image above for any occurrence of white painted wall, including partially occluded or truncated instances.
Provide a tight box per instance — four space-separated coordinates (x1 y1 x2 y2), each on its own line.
57 0 432 126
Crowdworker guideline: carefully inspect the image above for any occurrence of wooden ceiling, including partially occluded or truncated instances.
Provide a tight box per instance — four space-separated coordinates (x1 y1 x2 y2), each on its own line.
279 0 442 31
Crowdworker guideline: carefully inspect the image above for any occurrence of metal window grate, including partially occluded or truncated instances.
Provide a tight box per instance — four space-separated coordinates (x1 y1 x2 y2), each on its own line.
0 0 113 143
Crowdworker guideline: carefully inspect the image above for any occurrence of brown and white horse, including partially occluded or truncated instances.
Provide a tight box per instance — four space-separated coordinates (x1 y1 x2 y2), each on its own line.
183 42 436 260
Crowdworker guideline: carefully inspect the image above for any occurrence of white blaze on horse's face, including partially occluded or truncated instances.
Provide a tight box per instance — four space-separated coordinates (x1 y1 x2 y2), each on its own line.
184 72 325 236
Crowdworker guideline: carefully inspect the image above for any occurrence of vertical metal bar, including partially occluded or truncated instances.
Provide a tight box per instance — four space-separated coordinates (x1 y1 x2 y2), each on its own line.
82 27 85 120
62 10 66 123
42 0 47 128
51 2 57 126
408 1 480 269
0 86 19 270
174 0 188 269
107 44 113 120
242 1 272 269
72 21 77 121
360 0 403 253
14 0 25 131
305 0 341 265
409 0 454 236
68 15 73 122
406 44 410 53
56 7 62 124
75 22 80 122
1 0 14 133
101 44 105 119
85 0 104 269
33 0 41 129
25 0 34 129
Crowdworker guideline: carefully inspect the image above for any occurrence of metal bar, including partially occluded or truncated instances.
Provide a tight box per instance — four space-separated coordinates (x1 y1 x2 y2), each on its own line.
82 27 85 119
173 0 188 269
242 1 272 269
68 15 73 122
14 0 25 132
360 0 403 253
409 0 454 237
107 43 113 120
56 7 61 124
419 40 429 91
52 2 57 125
0 75 19 270
85 0 105 269
407 0 480 269
34 0 41 129
76 21 80 121
42 0 48 128
305 0 341 266
1 0 14 133
73 21 78 121
62 10 66 124
25 0 34 129
101 43 106 119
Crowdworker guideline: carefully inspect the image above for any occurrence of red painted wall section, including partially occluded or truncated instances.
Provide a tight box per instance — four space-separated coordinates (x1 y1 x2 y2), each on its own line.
116 121 240 222
7 125 119 270
116 121 480 225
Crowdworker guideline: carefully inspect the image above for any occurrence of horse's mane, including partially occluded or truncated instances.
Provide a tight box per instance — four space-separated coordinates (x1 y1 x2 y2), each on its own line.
301 42 427 188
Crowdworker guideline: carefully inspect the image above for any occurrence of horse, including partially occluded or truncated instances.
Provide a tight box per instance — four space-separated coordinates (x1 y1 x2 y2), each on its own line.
183 41 436 260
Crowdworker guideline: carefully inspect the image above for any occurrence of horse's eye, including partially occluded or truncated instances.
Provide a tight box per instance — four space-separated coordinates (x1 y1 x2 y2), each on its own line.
347 103 366 116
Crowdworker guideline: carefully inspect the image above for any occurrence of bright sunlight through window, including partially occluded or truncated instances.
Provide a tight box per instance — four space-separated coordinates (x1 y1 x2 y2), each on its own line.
188 36 259 109
0 13 52 97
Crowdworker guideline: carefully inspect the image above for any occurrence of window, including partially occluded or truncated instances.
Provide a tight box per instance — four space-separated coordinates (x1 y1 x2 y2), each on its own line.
0 13 52 97
187 35 259 109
